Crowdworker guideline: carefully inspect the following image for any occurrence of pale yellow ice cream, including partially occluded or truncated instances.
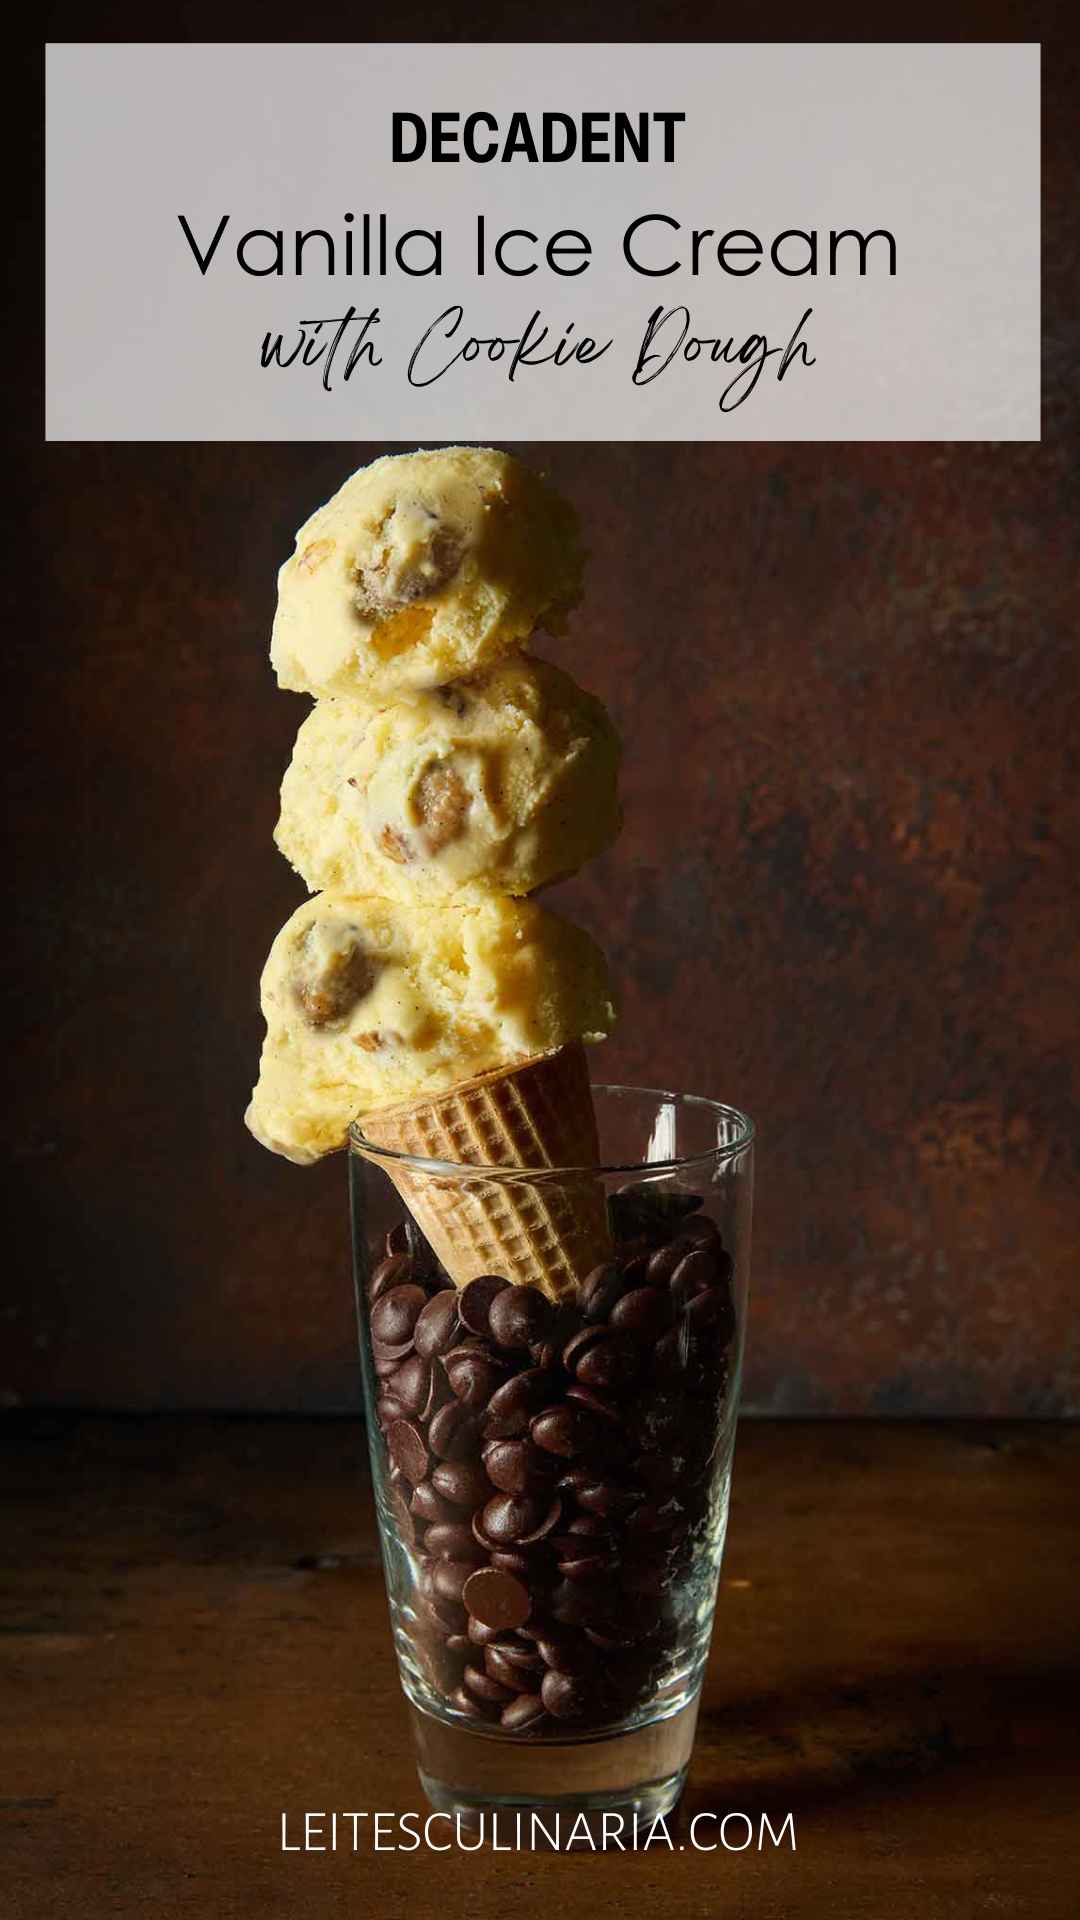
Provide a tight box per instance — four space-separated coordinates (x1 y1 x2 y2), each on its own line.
270 447 583 703
245 890 617 1164
274 655 621 902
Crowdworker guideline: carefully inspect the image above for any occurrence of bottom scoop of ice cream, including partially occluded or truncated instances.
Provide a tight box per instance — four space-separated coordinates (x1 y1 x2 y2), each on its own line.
245 890 617 1164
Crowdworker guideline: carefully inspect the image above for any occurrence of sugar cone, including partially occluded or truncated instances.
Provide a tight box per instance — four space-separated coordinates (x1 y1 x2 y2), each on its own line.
355 1043 611 1300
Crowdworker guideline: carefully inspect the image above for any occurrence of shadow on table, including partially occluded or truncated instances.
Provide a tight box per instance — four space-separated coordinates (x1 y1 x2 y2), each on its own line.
678 1655 1079 1833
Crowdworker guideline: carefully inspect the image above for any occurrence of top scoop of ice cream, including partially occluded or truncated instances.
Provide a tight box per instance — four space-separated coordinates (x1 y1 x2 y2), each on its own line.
245 889 617 1164
274 655 622 901
270 447 584 702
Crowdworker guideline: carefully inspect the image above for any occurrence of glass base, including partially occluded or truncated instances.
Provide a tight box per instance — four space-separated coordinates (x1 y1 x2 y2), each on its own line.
409 1693 699 1846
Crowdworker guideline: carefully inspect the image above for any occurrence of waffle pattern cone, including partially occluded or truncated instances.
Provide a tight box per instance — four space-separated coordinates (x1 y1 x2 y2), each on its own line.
357 1043 611 1300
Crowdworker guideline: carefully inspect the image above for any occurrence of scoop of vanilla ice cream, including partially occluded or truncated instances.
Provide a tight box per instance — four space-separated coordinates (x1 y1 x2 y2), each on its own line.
245 890 617 1164
270 447 583 703
275 655 621 901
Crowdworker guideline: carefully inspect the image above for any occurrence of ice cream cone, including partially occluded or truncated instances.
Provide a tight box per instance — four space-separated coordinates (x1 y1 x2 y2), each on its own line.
355 1042 611 1300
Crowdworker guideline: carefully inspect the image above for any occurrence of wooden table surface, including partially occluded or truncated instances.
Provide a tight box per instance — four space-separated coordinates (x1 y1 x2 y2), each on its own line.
3 1416 1078 1918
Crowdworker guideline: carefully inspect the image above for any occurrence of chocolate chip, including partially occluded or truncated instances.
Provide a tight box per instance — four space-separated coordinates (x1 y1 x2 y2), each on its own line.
369 1251 411 1302
373 1343 410 1378
458 1275 510 1335
579 1263 624 1322
488 1549 542 1581
625 1498 683 1538
370 1283 427 1345
413 1290 460 1359
557 1550 617 1582
424 1522 484 1562
443 1346 509 1409
389 1353 435 1417
463 1663 515 1705
488 1637 543 1673
386 1418 428 1485
561 1324 608 1371
574 1480 643 1518
433 1560 475 1603
481 1493 550 1545
462 1567 532 1631
580 1612 657 1658
611 1286 675 1339
485 1368 554 1438
488 1285 554 1349
514 1615 555 1643
556 1466 594 1497
644 1239 690 1286
484 1642 531 1690
501 1693 548 1731
574 1331 641 1393
431 1460 492 1509
518 1496 562 1544
653 1324 691 1384
563 1514 610 1539
427 1401 482 1461
482 1438 558 1496
449 1684 494 1721
410 1480 456 1525
551 1579 614 1629
529 1404 610 1461
540 1669 592 1720
670 1248 719 1311
423 1594 467 1637
466 1616 504 1647
563 1385 621 1424
535 1630 595 1674
372 1333 417 1366
686 1285 737 1343
472 1509 496 1551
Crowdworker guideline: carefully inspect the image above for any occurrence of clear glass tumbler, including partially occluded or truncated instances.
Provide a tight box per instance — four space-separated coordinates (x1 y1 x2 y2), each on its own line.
348 1086 754 1836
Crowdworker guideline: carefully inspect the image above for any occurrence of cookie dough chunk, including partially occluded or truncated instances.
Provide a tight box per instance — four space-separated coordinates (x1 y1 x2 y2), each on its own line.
270 448 584 702
245 891 617 1164
275 655 621 901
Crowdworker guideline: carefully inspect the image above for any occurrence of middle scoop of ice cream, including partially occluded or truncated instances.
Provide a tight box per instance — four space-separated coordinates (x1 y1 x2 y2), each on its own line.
275 655 622 901
245 890 618 1165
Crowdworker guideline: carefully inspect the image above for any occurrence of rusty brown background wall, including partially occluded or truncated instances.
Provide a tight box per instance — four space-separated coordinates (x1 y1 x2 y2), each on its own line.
9 4 1079 1417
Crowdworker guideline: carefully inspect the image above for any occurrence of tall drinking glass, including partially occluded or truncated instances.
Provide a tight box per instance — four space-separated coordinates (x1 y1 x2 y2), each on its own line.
349 1086 754 1835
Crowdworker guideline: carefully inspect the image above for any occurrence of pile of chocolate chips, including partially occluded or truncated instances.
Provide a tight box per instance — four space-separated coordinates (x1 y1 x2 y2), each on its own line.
369 1185 736 1736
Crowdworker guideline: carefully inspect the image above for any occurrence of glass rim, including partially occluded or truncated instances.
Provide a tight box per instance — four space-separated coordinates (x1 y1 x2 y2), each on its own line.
349 1083 754 1183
